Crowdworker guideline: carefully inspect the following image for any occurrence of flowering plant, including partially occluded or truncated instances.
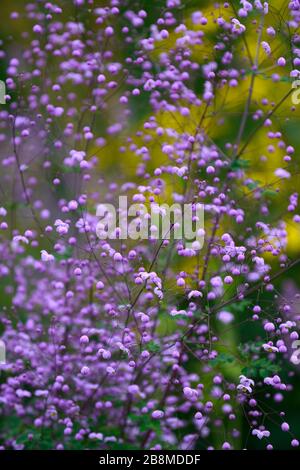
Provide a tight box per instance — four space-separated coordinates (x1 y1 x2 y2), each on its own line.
0 0 300 450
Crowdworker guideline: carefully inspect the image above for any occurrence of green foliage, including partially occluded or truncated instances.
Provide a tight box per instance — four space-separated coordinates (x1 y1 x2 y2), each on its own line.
238 340 263 355
230 158 250 170
246 180 261 190
129 413 162 436
262 189 278 198
229 300 251 314
209 352 236 366
242 358 281 379
147 341 161 353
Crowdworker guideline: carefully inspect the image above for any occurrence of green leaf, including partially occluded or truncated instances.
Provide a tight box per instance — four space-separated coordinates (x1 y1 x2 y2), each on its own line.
54 246 73 261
